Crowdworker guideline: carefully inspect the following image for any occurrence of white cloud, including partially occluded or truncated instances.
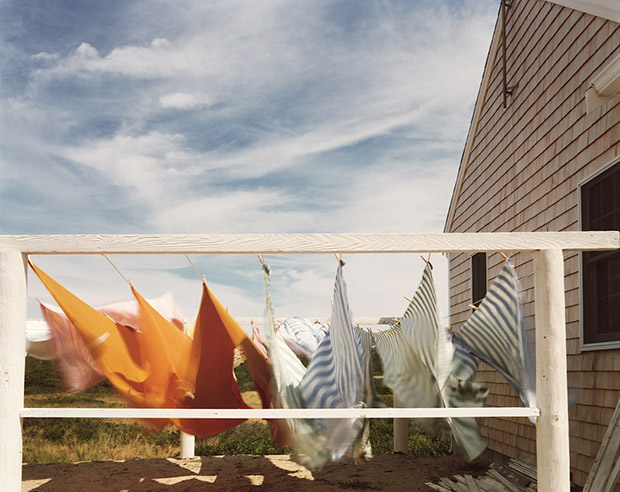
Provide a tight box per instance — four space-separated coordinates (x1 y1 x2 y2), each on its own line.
159 92 214 110
154 189 318 233
5 1 499 323
57 131 201 203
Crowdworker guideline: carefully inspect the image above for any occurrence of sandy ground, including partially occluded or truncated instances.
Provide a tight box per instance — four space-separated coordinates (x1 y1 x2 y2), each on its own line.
22 454 487 492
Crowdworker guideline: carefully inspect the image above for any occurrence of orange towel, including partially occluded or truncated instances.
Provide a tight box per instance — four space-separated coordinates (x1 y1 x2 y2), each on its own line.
30 261 278 439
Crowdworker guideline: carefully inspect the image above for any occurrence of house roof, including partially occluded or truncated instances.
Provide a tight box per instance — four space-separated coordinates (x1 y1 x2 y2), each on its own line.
443 0 620 232
546 0 620 23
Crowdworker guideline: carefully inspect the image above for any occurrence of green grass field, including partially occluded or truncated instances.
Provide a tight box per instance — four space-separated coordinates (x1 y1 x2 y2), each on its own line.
23 355 450 464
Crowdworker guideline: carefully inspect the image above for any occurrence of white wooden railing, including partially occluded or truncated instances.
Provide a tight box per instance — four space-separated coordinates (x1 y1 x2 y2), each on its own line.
1 232 619 492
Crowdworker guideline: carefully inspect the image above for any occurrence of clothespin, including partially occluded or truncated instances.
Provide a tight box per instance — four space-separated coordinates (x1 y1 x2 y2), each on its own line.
404 295 412 303
468 304 479 311
334 253 342 262
257 254 264 265
500 251 509 261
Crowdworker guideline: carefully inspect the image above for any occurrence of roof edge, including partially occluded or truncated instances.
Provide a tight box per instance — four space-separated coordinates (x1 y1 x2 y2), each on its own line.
545 0 620 23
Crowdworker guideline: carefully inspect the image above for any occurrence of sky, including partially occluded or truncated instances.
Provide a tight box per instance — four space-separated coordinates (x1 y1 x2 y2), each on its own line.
0 0 499 324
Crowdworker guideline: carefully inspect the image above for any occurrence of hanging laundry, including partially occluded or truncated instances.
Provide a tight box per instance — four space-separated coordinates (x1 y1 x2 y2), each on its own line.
278 317 328 359
452 259 535 409
171 280 264 438
40 302 106 392
25 320 55 360
299 260 379 464
30 261 156 411
94 292 186 332
37 293 186 393
29 261 278 438
250 320 270 362
394 261 488 461
373 323 438 409
260 262 323 457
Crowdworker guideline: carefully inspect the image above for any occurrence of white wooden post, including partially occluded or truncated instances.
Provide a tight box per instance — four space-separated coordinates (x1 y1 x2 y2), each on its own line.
180 431 195 459
0 251 28 492
534 249 570 492
393 395 408 454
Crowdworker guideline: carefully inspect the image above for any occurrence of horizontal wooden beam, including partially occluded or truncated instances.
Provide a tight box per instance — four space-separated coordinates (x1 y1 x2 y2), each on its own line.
0 231 618 254
20 407 540 419
235 317 395 325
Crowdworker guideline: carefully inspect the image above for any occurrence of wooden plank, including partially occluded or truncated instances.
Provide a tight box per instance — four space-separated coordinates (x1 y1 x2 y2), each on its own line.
602 451 620 492
477 477 506 492
487 470 522 492
464 475 480 492
0 252 28 492
393 395 408 454
534 249 571 492
0 231 617 254
583 397 620 492
440 477 468 492
238 317 395 325
20 406 540 419
179 432 194 459
425 483 452 492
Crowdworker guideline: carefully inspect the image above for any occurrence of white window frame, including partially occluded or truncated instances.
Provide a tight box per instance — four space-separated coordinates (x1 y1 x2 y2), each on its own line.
579 154 620 351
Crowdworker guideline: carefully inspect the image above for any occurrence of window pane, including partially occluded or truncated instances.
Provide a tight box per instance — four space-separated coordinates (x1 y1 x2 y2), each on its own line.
471 253 487 308
581 162 620 345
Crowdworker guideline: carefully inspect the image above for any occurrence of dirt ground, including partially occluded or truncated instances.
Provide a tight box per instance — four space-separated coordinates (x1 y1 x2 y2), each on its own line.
22 454 488 492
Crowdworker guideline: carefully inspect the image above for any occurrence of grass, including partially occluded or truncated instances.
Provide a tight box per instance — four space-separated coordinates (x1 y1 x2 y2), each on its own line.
23 349 452 464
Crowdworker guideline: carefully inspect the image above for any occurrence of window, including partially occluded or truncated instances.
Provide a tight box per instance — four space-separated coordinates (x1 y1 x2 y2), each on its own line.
581 161 620 346
471 252 487 310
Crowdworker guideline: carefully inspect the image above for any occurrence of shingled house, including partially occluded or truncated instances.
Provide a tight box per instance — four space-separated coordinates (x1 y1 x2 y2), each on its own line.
444 0 619 488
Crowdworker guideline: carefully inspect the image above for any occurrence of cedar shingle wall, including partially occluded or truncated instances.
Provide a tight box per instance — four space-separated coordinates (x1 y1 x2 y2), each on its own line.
447 0 620 487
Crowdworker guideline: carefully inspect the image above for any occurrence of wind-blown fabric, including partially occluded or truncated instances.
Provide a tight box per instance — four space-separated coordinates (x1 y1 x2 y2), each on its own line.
25 319 55 361
299 260 376 463
278 317 328 359
260 263 325 458
30 261 155 410
36 293 186 393
40 302 106 392
394 262 487 460
373 324 437 409
453 259 534 409
251 321 270 362
172 280 272 438
30 261 276 438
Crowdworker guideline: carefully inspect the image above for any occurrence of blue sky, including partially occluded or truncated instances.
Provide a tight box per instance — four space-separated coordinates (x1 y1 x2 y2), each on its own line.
1 0 498 322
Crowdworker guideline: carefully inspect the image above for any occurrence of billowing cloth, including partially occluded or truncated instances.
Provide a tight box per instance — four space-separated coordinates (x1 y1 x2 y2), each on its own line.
37 293 186 393
278 317 328 359
373 324 437 409
30 261 276 438
172 281 273 438
453 259 535 409
30 261 155 411
40 302 106 392
392 262 487 461
250 321 270 361
299 260 378 463
25 320 55 360
261 263 324 458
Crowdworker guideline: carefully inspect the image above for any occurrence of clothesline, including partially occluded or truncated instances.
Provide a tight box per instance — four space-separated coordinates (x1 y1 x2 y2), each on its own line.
25 254 535 467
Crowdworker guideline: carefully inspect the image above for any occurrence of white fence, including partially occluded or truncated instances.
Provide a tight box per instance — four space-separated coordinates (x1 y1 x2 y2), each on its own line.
1 231 619 492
